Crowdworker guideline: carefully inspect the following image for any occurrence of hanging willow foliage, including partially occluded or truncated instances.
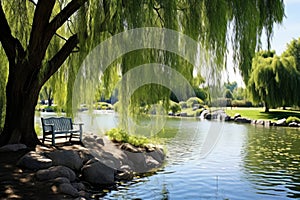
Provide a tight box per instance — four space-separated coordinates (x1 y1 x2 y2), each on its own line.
0 0 285 129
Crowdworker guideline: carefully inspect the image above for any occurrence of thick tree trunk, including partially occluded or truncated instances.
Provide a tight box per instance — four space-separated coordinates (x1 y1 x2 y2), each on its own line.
264 102 269 113
0 65 42 148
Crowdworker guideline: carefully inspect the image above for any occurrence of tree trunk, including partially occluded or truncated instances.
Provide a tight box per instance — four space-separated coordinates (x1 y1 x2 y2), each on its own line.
0 64 42 148
264 102 269 113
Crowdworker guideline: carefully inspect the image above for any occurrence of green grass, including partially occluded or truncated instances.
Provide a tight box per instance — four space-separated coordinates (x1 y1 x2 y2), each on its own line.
225 107 300 122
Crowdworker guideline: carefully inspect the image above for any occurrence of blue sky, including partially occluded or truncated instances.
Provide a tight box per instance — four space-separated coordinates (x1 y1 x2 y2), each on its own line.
226 0 300 86
266 0 300 54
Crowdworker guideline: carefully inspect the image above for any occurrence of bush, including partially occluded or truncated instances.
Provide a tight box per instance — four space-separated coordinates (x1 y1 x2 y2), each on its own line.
231 100 253 107
186 97 204 108
94 102 113 110
286 116 300 124
179 101 187 109
169 101 181 114
105 128 151 147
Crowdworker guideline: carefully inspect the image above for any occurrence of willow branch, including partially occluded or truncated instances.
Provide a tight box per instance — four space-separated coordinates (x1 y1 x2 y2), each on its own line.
41 34 79 84
0 3 25 63
48 0 87 34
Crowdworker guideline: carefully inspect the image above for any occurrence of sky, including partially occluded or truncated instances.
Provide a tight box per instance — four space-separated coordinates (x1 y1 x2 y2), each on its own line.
226 0 300 87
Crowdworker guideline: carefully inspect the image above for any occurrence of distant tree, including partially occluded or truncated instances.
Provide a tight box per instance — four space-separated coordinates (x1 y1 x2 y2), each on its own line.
224 89 233 99
40 86 53 107
224 81 237 93
233 87 246 100
248 51 299 112
282 38 300 72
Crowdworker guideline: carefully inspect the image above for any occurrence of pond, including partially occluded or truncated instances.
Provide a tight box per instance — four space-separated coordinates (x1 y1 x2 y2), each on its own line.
36 111 300 199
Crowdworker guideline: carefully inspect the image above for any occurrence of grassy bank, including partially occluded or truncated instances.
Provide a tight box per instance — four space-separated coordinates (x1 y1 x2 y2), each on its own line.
225 107 300 122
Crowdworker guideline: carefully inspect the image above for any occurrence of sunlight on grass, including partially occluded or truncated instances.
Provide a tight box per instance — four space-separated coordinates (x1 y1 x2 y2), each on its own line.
225 107 300 121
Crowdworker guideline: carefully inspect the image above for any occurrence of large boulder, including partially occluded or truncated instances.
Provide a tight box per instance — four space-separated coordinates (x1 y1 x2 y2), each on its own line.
288 122 299 127
233 113 241 120
147 148 165 163
58 183 79 197
17 151 52 170
45 150 83 171
274 118 287 126
36 165 76 181
124 151 148 173
0 144 27 152
234 117 251 123
81 159 115 185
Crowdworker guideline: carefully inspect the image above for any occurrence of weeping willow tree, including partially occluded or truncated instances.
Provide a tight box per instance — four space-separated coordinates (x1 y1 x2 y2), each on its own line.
282 37 300 72
248 51 300 112
0 0 285 147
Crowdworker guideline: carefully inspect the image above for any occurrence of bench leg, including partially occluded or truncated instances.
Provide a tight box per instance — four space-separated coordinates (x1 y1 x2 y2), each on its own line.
52 132 55 146
69 133 73 142
42 133 45 144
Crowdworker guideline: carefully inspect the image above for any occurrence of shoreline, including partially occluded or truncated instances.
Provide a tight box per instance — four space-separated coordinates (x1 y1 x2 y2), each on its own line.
0 135 165 199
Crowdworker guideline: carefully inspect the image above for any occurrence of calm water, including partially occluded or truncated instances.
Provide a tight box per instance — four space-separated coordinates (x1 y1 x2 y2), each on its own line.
36 112 300 199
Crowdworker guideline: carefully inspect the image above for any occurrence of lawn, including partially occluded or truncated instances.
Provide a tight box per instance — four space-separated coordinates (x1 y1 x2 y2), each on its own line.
224 107 300 122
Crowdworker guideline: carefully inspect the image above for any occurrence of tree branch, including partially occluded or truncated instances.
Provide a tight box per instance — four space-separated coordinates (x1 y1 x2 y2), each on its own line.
41 34 79 84
0 3 25 63
48 0 87 35
28 0 55 60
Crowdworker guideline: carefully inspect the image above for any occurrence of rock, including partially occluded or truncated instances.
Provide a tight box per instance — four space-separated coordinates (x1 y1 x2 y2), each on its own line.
145 155 160 169
205 113 212 120
0 144 27 152
59 183 79 197
288 122 299 127
46 150 83 171
147 148 164 163
180 112 187 117
256 120 265 126
36 166 76 181
234 117 251 123
233 113 241 120
52 177 70 184
275 118 286 126
199 110 209 119
81 160 115 185
120 143 142 153
224 115 231 121
77 149 95 164
124 151 148 173
72 182 85 191
265 121 271 127
115 165 134 181
17 151 52 170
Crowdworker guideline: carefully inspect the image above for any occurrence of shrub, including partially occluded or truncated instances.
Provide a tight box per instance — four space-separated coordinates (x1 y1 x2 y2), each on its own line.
186 97 204 108
286 116 300 124
179 101 187 109
231 100 253 107
169 101 181 114
105 128 151 147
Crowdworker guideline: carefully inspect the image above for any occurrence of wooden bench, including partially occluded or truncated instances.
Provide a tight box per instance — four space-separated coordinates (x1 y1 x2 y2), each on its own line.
41 117 83 145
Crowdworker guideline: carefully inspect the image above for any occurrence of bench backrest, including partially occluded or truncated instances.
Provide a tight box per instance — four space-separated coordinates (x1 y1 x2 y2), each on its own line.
41 117 73 132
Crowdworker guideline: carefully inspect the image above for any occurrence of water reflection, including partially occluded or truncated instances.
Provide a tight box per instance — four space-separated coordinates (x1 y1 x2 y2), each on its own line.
243 126 300 198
